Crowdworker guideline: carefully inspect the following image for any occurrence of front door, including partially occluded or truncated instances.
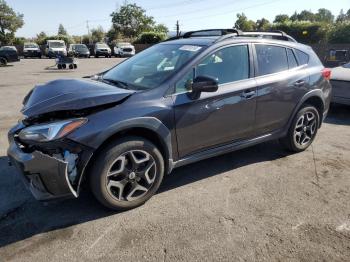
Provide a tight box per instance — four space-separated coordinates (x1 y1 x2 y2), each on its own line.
172 44 257 158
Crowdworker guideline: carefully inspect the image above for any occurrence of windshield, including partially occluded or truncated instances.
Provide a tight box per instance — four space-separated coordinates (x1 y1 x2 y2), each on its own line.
75 44 88 50
50 42 65 48
118 42 131 47
103 43 204 90
24 44 38 48
97 44 108 48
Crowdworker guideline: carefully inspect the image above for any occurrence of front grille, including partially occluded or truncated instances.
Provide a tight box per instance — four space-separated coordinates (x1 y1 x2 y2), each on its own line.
122 48 132 52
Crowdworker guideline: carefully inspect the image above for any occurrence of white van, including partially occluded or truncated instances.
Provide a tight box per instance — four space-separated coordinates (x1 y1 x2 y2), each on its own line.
46 40 67 58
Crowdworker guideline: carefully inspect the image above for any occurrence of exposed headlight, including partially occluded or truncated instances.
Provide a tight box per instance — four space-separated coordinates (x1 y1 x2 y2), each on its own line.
19 118 87 142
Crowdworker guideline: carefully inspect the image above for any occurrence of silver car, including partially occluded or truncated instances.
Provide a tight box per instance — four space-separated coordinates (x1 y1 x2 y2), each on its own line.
114 42 135 57
331 63 350 105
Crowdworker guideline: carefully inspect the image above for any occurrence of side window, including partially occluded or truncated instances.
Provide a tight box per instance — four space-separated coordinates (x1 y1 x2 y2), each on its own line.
287 48 298 69
175 69 194 93
295 49 309 65
175 45 249 93
255 45 288 76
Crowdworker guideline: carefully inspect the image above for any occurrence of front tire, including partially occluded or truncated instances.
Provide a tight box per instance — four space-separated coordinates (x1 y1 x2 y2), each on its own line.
0 57 7 66
90 137 165 210
280 105 320 152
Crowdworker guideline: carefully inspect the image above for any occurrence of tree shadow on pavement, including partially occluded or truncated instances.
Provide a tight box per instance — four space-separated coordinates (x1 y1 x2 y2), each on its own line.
0 141 288 248
324 104 350 126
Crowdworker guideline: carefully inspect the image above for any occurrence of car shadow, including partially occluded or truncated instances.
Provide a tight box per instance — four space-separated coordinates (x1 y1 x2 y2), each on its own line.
325 104 350 126
0 140 289 248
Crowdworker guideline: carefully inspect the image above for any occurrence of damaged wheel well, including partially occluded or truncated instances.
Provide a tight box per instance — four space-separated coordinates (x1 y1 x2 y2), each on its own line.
83 127 170 184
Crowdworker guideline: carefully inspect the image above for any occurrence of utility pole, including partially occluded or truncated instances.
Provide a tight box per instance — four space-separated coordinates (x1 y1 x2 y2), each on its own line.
86 20 91 44
176 20 180 37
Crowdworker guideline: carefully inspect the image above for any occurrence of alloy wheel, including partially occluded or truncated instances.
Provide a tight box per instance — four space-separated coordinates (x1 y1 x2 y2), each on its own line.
106 150 157 201
294 111 317 146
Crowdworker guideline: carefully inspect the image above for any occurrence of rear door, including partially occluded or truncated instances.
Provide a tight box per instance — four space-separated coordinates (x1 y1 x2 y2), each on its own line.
172 44 257 158
253 44 308 135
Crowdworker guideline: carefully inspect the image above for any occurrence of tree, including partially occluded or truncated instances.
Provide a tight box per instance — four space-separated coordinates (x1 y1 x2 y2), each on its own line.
58 24 67 35
298 10 316 22
153 24 168 34
274 14 289 24
336 9 348 23
235 13 256 31
35 31 47 45
111 3 155 38
106 27 120 42
91 26 105 43
0 0 24 45
315 8 334 23
256 18 271 31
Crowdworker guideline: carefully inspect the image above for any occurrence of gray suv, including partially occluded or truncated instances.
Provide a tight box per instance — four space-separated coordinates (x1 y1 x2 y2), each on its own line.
8 29 332 210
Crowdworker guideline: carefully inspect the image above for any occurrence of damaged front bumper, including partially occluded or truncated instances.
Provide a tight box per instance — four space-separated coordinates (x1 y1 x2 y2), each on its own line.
7 124 93 201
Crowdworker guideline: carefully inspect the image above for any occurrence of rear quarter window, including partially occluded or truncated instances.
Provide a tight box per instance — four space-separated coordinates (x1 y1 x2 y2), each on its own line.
287 49 298 69
295 49 309 65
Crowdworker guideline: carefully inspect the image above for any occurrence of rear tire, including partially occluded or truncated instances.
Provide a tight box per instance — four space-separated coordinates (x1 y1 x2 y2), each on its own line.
90 137 165 211
280 105 320 152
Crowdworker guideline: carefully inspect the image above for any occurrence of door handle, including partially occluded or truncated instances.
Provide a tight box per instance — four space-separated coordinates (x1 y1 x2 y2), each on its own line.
294 80 305 87
241 90 256 99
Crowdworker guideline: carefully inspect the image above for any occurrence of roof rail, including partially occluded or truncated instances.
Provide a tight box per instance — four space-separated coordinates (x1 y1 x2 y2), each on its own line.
163 28 242 42
163 28 297 43
182 28 242 38
240 30 297 42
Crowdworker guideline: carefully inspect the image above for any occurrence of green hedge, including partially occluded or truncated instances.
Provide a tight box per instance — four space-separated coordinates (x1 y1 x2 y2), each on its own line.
134 32 166 44
272 21 330 44
328 22 350 43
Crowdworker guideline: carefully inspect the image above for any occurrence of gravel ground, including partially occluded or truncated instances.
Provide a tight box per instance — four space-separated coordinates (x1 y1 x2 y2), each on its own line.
0 58 349 262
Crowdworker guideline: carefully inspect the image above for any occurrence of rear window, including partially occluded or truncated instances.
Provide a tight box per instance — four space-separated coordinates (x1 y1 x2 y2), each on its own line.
295 50 309 65
255 45 288 76
287 48 298 68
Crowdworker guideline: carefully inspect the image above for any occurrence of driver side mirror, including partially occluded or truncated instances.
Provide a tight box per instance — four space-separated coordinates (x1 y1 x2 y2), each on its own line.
189 75 218 99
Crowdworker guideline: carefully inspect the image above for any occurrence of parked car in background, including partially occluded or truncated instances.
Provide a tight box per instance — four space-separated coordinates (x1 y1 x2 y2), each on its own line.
2 46 17 51
114 42 135 57
330 63 350 105
23 42 42 58
94 43 111 58
68 44 90 58
324 49 349 68
0 46 20 66
46 40 67 58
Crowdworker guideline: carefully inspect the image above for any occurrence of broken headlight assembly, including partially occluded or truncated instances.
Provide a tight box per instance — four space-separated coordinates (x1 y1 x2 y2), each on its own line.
18 118 87 142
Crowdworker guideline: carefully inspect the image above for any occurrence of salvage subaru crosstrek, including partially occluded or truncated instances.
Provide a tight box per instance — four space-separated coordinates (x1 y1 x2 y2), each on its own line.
8 29 332 210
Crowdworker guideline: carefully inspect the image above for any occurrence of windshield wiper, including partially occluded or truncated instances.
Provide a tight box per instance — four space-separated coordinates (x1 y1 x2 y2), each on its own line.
101 78 130 90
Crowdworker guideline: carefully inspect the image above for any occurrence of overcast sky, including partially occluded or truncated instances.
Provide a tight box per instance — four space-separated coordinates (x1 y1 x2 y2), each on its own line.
6 0 349 38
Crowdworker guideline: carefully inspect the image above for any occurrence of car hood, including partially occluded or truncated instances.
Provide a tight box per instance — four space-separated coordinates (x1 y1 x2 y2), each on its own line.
24 48 40 51
22 79 134 117
50 47 66 51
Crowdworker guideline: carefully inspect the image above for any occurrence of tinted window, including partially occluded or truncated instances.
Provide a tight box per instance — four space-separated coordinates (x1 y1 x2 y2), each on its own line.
287 49 298 68
255 45 288 76
295 49 309 65
175 45 249 93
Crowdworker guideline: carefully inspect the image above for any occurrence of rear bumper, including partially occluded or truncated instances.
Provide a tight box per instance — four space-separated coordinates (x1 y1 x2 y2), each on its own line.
330 80 350 105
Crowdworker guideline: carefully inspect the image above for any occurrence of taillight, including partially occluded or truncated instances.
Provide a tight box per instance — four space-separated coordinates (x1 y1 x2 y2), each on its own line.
322 68 331 80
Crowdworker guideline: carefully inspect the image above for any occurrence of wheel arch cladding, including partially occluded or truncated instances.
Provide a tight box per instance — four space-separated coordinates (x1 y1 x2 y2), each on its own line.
291 91 325 129
83 117 173 180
